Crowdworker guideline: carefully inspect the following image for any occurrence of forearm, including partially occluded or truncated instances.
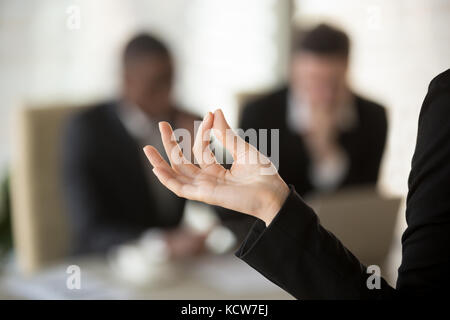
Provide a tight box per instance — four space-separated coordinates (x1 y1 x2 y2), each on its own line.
236 185 396 299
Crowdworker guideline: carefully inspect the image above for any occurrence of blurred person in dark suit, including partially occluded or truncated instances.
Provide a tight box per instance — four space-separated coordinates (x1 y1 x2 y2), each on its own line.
62 34 205 256
240 24 388 196
144 69 450 298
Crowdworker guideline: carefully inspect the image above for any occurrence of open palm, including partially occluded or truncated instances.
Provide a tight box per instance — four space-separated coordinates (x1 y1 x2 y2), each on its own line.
144 109 289 225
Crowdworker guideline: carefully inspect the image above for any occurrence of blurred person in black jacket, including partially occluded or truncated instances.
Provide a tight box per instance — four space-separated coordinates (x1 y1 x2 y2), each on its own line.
62 34 205 256
145 69 450 298
240 24 388 196
221 24 389 240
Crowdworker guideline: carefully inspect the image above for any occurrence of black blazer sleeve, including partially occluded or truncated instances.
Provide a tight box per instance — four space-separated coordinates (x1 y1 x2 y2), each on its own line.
236 186 395 299
236 69 450 299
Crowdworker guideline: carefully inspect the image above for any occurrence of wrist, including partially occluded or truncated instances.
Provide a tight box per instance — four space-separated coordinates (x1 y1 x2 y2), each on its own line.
258 178 290 226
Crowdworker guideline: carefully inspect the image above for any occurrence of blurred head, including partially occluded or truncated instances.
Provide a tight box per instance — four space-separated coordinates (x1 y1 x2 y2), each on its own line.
122 33 173 117
290 24 350 109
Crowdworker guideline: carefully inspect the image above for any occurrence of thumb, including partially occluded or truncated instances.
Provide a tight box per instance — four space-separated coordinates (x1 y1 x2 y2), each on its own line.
212 109 248 161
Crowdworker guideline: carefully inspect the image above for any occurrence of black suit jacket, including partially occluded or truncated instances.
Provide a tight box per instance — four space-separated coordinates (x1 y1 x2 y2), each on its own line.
62 102 186 254
240 88 388 196
236 69 450 299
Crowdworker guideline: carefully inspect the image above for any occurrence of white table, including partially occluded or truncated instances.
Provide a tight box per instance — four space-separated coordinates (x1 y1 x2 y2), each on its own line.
0 253 293 300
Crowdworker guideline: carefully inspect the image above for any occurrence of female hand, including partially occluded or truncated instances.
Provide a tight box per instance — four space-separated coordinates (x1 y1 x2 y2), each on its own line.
143 109 289 226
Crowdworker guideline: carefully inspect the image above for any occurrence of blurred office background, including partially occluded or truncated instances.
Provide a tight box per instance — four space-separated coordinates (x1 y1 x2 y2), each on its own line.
0 0 449 299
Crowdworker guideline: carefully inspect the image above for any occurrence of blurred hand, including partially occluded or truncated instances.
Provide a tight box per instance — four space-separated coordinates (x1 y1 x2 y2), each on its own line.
143 109 289 226
303 104 341 162
164 228 208 259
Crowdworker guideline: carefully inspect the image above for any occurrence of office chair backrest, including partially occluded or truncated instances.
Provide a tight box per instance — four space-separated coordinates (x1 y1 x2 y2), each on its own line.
10 104 84 274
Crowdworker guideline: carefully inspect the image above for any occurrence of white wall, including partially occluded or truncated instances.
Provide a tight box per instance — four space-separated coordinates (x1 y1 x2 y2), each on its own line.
0 0 291 173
